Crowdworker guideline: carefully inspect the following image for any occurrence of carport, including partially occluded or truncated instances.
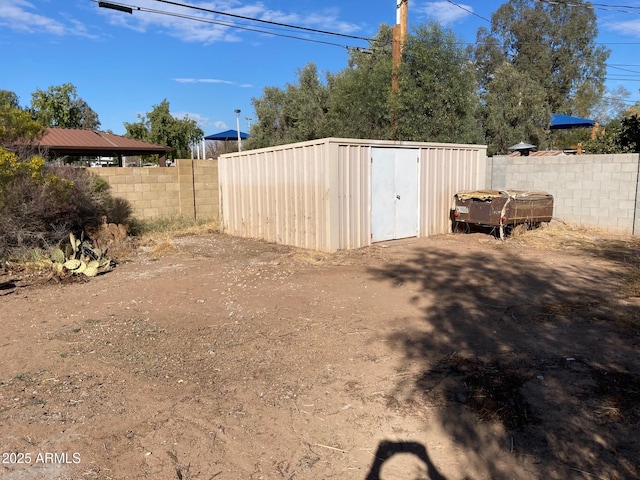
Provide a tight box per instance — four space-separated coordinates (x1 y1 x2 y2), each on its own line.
31 127 173 166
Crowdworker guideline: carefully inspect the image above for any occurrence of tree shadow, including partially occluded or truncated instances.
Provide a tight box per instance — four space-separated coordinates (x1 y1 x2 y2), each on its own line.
368 240 640 479
365 440 446 480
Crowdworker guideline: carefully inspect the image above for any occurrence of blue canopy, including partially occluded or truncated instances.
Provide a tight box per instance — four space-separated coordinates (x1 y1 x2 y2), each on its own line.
204 129 250 141
550 114 596 130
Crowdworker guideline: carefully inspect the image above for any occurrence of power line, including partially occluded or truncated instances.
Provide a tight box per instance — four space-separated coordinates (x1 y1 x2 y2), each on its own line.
93 0 367 50
445 0 491 23
608 65 640 74
96 1 640 66
537 0 640 13
147 0 373 42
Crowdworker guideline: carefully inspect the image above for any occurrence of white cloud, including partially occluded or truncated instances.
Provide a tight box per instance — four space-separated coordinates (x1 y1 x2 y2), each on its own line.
173 78 254 88
605 18 640 40
418 1 472 25
0 0 101 38
98 1 363 45
173 111 209 126
174 78 234 85
262 6 362 35
0 0 66 35
98 0 241 44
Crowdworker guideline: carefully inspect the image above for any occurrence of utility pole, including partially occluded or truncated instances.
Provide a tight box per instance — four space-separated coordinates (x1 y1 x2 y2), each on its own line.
391 0 408 138
392 0 408 94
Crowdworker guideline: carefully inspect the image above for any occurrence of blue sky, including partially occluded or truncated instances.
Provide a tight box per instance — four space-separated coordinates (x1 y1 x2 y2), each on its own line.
1 0 640 135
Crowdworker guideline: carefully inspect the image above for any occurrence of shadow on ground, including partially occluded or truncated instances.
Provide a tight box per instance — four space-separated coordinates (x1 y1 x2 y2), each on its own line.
365 440 447 480
369 239 640 479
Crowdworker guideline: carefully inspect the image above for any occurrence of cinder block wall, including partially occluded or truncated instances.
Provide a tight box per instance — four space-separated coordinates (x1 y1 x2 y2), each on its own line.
88 159 219 221
487 154 640 235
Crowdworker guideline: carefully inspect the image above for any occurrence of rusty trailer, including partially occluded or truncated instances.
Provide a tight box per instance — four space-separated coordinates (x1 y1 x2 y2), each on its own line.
452 190 554 239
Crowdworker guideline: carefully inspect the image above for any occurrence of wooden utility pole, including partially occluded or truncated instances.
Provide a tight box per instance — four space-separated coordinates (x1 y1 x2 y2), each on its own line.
391 0 409 137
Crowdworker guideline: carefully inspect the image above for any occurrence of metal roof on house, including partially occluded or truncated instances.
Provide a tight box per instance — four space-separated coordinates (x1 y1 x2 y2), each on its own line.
508 150 566 157
34 127 172 156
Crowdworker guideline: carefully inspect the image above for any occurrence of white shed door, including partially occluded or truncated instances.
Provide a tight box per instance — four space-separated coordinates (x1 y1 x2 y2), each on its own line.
371 148 419 242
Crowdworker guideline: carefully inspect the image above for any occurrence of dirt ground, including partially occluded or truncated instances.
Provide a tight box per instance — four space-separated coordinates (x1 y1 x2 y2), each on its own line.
1 226 639 480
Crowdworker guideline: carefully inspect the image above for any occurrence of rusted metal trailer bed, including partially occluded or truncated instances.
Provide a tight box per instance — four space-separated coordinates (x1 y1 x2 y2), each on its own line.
452 190 554 240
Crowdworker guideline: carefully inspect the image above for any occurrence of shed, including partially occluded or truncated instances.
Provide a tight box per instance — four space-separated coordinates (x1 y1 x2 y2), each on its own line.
219 137 487 252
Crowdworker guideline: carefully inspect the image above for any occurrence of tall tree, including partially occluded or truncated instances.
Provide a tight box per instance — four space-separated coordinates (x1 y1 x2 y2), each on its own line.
474 0 609 118
590 86 631 124
124 100 203 159
247 86 288 149
394 23 482 144
286 63 330 142
250 23 482 148
322 25 394 140
0 90 20 109
30 83 101 129
247 63 329 149
620 114 640 153
483 62 550 155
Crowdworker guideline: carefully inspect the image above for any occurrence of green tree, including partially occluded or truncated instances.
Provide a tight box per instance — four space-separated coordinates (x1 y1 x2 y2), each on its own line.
30 83 101 129
582 108 640 154
0 90 20 109
322 25 394 140
0 89 45 148
620 114 640 153
394 23 482 143
474 0 609 117
0 105 46 148
247 63 329 149
483 62 550 155
249 23 482 147
247 86 288 149
582 119 627 154
286 63 330 142
124 100 203 160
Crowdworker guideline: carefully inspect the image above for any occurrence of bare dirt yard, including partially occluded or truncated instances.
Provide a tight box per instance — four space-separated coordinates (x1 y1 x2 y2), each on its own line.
1 224 639 480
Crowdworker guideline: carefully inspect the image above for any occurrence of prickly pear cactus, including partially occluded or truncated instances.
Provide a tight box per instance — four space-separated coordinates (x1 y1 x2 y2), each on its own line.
63 259 82 270
51 247 65 264
50 232 115 278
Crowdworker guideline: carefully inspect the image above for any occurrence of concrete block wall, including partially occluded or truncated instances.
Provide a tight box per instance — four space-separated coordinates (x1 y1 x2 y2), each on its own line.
88 159 219 221
487 153 640 235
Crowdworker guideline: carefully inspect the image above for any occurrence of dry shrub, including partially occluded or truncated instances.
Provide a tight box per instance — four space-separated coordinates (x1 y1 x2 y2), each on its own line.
0 164 133 262
131 216 218 237
148 241 179 259
509 220 612 249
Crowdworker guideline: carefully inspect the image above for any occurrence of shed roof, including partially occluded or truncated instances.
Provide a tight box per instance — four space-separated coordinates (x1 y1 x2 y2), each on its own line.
33 127 172 156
